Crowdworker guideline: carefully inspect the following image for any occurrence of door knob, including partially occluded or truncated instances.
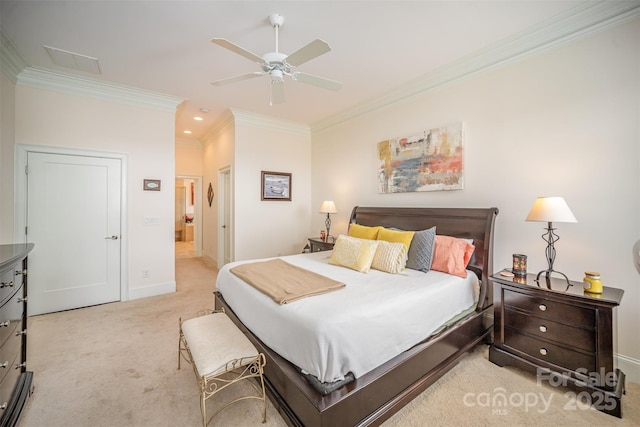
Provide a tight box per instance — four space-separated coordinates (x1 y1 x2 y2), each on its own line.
105 235 119 240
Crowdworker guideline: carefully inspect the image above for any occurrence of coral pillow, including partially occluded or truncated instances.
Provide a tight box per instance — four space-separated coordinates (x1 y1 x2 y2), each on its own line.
329 235 380 273
431 235 475 278
348 223 381 240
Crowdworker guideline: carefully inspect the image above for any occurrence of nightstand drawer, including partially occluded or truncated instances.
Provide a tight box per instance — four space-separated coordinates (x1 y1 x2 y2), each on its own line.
505 327 595 372
504 289 595 327
504 308 595 352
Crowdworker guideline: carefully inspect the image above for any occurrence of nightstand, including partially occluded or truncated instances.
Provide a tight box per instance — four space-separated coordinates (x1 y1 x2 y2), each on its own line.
308 237 334 253
489 271 625 417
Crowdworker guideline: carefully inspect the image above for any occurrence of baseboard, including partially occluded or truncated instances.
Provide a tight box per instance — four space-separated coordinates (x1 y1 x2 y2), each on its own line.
202 253 218 270
616 353 640 385
127 281 176 300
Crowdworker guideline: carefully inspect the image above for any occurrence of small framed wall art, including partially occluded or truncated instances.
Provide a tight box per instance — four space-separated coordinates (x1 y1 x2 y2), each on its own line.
143 179 161 191
261 171 291 201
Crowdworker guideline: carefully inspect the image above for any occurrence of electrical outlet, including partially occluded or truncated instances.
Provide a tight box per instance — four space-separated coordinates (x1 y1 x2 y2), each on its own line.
142 269 150 279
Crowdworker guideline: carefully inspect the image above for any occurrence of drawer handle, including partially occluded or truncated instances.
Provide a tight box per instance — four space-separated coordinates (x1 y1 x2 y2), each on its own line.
15 362 26 369
17 297 27 303
15 269 27 276
0 362 7 369
539 325 547 333
0 402 6 410
0 281 13 289
0 321 9 328
539 348 548 356
538 304 547 311
15 330 26 336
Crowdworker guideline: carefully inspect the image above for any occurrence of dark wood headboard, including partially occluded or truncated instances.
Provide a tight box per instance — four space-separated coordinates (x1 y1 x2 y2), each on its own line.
349 206 499 310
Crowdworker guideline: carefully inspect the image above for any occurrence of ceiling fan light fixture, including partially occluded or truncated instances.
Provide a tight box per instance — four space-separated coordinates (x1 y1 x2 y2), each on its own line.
210 13 341 104
270 69 284 83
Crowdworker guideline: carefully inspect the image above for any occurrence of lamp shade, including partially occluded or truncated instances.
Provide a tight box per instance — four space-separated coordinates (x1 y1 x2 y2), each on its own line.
320 200 337 214
525 197 577 223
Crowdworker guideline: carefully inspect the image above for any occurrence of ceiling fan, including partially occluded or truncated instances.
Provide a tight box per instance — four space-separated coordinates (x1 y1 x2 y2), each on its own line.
211 13 342 105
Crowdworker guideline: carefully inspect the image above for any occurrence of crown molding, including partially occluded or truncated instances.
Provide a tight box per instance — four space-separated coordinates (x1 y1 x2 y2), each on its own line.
15 66 183 112
230 108 310 136
0 29 28 83
201 108 235 142
311 0 640 133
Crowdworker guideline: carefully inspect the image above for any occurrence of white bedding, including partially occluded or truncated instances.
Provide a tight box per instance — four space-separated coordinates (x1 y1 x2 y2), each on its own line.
216 251 479 384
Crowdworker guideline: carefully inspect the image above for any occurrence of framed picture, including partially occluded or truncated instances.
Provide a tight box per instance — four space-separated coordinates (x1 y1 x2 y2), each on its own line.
261 171 291 201
143 179 161 191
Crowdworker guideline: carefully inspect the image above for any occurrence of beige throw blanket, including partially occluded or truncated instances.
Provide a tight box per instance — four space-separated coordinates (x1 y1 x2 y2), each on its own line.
230 259 345 304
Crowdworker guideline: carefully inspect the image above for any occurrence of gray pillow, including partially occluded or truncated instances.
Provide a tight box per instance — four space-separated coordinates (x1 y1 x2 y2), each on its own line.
406 226 437 272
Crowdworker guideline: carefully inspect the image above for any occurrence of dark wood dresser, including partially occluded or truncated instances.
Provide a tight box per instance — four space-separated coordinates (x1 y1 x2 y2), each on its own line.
489 271 624 417
0 244 34 427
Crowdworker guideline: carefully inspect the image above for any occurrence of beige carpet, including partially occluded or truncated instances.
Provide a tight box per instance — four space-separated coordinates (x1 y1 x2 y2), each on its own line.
18 258 640 427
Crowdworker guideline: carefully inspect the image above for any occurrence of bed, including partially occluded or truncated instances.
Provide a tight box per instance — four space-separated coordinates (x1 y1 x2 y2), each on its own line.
215 206 499 426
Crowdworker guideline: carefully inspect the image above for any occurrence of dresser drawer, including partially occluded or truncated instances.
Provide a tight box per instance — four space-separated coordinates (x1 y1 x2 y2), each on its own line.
505 326 595 372
0 333 22 385
503 289 595 327
504 308 595 352
0 268 22 307
0 316 21 351
0 348 22 416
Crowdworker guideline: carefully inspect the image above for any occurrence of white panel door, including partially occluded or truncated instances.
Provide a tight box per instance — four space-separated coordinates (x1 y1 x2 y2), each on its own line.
27 152 121 315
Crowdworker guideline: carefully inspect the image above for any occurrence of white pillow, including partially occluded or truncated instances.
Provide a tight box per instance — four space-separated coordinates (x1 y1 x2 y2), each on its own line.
329 235 379 273
372 240 408 274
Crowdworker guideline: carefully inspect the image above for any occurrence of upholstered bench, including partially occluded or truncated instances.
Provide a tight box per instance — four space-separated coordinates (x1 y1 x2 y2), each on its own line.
178 310 266 426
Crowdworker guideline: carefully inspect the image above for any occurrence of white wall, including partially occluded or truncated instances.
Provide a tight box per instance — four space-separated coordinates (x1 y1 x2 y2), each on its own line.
0 71 15 243
312 19 640 381
175 137 203 177
201 112 234 266
14 84 178 299
234 111 312 260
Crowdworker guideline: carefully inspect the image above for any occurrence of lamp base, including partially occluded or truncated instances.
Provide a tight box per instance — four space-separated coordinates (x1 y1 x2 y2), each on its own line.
535 268 571 289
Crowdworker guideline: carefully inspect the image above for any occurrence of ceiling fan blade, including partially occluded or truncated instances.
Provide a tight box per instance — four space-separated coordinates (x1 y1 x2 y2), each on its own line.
293 72 342 91
211 38 264 63
271 81 285 105
285 39 331 67
211 72 265 86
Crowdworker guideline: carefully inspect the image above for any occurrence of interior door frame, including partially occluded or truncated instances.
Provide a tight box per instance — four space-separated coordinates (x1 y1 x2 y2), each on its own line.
14 144 129 300
175 175 203 257
217 166 232 269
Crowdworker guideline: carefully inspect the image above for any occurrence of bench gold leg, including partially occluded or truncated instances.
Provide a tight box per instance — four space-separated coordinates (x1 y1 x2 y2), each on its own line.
180 311 266 426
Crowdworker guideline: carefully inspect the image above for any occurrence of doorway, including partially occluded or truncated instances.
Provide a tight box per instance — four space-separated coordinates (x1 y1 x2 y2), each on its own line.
175 176 202 259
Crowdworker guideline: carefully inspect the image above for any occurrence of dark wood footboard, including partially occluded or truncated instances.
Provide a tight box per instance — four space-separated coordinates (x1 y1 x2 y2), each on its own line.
216 292 492 426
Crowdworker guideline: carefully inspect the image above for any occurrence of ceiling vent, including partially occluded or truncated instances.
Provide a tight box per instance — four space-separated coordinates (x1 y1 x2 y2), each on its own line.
44 45 101 74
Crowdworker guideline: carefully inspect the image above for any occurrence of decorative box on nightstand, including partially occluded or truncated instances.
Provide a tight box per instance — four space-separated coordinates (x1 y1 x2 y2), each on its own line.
308 237 334 253
489 271 625 417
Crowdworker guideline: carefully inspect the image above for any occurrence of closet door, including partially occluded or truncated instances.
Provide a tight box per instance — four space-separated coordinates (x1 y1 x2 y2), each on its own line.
26 152 121 315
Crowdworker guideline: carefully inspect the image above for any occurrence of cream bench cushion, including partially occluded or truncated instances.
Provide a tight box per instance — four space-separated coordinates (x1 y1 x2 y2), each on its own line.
181 313 259 377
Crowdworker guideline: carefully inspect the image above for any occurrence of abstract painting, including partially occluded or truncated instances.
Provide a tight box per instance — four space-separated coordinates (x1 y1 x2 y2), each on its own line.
378 122 464 193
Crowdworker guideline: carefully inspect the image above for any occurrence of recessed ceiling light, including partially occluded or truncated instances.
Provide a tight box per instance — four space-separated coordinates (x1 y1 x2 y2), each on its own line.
194 116 203 121
184 130 192 134
200 108 209 113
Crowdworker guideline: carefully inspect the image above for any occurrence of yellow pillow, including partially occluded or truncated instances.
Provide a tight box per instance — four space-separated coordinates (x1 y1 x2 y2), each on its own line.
371 241 408 274
348 223 381 240
329 235 380 273
377 227 415 251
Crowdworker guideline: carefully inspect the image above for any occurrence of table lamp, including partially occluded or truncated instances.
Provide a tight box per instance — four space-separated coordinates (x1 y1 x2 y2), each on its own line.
525 196 577 284
320 201 337 241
